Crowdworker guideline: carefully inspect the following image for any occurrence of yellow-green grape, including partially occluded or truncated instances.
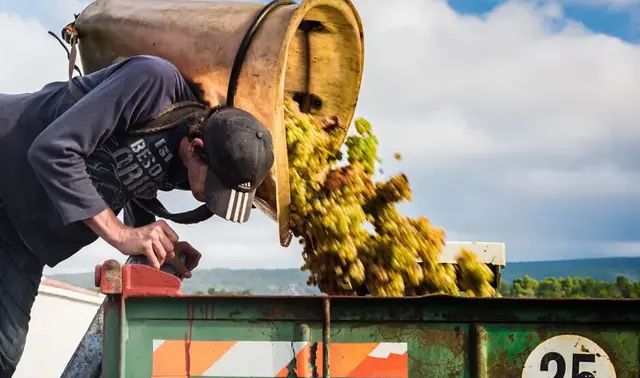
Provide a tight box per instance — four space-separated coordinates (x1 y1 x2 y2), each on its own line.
284 97 495 297
456 249 496 297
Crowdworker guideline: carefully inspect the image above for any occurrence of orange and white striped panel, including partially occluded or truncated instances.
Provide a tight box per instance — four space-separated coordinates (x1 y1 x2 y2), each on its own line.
151 340 408 378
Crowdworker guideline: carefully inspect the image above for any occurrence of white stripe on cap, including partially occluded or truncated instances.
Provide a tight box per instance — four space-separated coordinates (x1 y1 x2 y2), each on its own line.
239 191 250 222
233 192 245 222
225 189 237 220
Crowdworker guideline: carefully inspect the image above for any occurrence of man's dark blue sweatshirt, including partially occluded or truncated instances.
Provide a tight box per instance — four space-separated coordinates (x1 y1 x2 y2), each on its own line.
0 55 197 267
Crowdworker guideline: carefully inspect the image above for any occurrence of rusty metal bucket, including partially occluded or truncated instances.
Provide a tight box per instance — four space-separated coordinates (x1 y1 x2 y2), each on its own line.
75 0 364 245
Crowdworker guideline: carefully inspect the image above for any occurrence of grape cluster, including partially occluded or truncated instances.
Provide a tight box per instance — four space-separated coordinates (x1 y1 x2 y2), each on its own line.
456 249 497 297
284 97 496 297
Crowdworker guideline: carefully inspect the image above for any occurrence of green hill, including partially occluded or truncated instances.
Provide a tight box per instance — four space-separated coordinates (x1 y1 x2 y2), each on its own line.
501 257 640 283
49 257 640 295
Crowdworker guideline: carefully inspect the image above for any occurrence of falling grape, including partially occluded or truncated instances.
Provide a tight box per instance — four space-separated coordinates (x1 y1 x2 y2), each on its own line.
456 249 497 297
284 97 494 297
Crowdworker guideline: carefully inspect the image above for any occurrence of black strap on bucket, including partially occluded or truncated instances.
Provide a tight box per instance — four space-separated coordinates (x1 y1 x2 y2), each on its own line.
226 0 296 107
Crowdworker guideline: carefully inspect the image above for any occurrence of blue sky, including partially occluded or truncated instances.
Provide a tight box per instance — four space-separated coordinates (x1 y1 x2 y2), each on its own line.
8 0 637 44
1 0 639 273
449 0 640 42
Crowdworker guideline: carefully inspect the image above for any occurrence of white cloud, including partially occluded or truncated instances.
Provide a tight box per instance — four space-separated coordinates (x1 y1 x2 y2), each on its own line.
0 13 70 93
380 107 500 161
604 241 640 256
507 165 640 197
354 0 640 166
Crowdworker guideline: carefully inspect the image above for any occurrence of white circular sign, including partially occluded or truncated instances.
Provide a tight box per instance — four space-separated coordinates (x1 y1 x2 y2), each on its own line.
522 334 616 378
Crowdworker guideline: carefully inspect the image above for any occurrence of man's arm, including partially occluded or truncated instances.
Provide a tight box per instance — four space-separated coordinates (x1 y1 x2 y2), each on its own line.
27 56 185 226
27 57 190 267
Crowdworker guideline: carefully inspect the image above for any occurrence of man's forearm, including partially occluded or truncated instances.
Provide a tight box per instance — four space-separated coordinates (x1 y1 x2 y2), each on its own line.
83 208 127 247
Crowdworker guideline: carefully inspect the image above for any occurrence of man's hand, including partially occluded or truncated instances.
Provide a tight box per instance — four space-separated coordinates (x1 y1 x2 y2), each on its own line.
114 220 180 268
166 241 202 278
84 208 180 268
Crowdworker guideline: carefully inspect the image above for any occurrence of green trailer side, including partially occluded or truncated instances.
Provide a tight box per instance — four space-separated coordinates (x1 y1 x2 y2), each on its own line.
99 264 640 378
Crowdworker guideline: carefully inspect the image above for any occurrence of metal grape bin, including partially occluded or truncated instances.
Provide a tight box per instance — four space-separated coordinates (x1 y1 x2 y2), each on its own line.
94 261 640 378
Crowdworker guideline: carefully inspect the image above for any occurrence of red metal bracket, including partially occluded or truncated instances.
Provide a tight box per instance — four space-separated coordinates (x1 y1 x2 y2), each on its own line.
95 260 182 298
95 259 122 295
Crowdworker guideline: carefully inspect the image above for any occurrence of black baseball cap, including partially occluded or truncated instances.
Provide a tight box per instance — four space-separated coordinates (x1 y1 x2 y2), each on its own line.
202 107 274 223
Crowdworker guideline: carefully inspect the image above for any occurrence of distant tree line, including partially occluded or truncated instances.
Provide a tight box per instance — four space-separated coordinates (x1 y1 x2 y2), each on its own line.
499 275 640 298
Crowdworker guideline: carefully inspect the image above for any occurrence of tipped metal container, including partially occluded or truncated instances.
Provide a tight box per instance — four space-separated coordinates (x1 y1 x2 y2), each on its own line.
74 0 365 245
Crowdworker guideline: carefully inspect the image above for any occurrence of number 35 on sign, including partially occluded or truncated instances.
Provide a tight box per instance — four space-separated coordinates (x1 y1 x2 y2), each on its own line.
522 335 616 378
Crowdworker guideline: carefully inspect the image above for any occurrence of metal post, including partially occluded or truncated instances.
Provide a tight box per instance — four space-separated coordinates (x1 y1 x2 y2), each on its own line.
469 323 488 378
322 297 331 378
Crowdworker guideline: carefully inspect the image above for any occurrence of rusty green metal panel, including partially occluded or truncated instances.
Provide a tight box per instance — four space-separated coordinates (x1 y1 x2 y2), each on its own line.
102 297 122 378
481 325 640 377
103 295 640 377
